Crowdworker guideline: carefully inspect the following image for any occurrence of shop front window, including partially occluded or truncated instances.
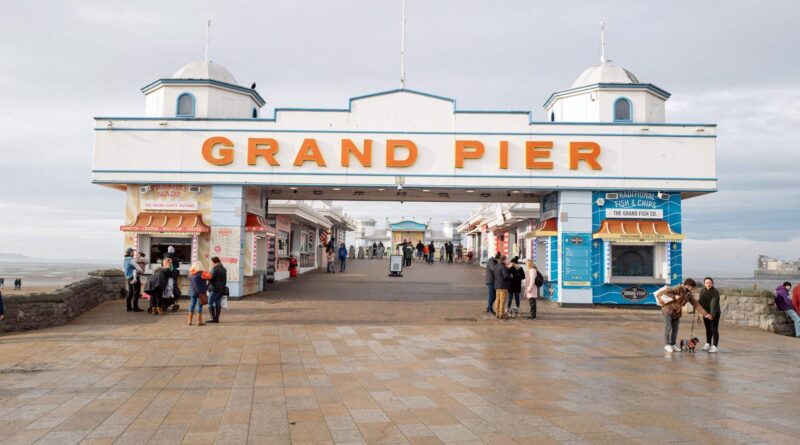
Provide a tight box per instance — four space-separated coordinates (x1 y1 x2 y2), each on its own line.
277 231 289 256
612 244 654 277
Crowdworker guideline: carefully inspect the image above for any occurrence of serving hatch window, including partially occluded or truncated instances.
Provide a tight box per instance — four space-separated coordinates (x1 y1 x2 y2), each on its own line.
612 245 654 277
150 237 192 266
607 242 668 283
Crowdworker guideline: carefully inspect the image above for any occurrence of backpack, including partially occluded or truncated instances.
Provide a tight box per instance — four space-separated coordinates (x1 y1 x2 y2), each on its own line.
534 271 544 287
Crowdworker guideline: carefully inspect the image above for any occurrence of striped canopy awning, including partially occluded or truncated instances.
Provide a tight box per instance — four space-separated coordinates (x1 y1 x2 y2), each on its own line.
121 212 210 233
245 213 277 236
524 218 558 238
593 220 684 242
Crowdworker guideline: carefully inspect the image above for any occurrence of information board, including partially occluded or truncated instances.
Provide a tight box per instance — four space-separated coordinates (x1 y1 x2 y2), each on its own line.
389 255 404 276
562 233 591 287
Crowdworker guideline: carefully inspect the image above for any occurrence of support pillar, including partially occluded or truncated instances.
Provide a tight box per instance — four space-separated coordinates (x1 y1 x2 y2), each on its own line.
557 191 593 306
210 185 246 298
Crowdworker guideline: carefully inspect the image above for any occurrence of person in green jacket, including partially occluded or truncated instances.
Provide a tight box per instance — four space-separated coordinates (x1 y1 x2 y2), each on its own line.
698 277 721 352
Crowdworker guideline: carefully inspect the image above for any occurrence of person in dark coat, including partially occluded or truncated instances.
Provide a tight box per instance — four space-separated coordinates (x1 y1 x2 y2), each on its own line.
507 256 525 311
144 259 173 315
0 289 5 320
698 277 721 352
207 256 227 323
485 253 500 314
491 255 512 319
164 246 180 276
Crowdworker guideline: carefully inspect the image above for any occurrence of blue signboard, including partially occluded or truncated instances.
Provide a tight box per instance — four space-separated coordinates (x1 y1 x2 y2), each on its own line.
562 232 591 287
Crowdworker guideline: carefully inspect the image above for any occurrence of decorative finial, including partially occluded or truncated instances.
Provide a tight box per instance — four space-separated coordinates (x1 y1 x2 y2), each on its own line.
400 0 407 88
205 19 211 62
600 21 607 63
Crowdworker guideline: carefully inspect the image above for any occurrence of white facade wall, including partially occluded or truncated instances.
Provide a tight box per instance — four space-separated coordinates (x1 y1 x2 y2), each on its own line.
144 85 260 119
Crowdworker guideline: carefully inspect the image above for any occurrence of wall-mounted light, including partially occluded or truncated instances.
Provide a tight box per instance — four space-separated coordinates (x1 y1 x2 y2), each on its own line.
422 189 430 192
438 192 449 198
333 187 342 191
512 190 521 194
289 187 298 190
466 189 475 193
480 193 491 198
271 189 282 194
313 190 323 195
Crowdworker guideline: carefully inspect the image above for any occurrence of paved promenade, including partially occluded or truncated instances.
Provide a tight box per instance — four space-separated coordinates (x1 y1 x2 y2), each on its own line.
0 259 799 444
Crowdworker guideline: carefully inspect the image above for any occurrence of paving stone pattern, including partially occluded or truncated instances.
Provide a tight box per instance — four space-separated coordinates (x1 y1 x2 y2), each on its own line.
0 260 799 444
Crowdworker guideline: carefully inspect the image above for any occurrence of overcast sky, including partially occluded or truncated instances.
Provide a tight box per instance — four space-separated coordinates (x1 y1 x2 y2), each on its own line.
0 0 798 275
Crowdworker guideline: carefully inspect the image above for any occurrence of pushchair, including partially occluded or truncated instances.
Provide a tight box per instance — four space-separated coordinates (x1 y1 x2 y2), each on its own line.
144 278 181 314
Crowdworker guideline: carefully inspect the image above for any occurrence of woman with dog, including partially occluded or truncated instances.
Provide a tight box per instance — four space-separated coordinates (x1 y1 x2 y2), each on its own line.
655 278 713 353
698 277 721 352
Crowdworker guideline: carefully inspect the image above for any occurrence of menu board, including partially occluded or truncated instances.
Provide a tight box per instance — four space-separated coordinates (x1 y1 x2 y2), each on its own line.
211 226 241 281
562 232 591 287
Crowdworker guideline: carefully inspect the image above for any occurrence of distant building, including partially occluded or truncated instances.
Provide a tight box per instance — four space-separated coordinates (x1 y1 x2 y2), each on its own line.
755 255 800 279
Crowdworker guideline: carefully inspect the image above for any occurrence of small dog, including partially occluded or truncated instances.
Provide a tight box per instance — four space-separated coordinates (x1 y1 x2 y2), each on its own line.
507 306 520 318
680 337 700 353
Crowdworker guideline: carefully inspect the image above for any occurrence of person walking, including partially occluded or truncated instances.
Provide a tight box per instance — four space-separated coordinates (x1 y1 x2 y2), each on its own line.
416 241 424 262
188 263 211 326
338 243 348 272
207 257 227 323
377 241 385 260
326 248 336 273
485 253 500 314
428 242 436 264
507 257 525 312
698 277 721 352
655 279 713 353
775 282 800 338
446 242 454 263
492 255 512 319
525 260 543 320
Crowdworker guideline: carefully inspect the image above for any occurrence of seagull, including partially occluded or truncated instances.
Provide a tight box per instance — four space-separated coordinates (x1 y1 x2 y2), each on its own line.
251 82 256 89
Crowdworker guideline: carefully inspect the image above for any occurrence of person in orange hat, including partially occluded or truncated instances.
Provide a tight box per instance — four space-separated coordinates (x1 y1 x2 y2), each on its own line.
188 262 212 326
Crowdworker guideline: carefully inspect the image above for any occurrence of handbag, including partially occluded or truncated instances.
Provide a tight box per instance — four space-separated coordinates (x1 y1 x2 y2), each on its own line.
221 295 229 309
199 293 208 305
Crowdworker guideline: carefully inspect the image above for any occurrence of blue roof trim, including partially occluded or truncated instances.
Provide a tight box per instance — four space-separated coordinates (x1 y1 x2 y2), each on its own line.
543 83 672 109
92 169 718 182
93 116 717 128
91 178 718 195
390 221 428 231
141 78 266 107
350 88 455 104
94 127 715 138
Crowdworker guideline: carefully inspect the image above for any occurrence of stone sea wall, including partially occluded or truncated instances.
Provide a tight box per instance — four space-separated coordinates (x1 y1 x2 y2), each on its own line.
718 289 796 336
0 269 126 333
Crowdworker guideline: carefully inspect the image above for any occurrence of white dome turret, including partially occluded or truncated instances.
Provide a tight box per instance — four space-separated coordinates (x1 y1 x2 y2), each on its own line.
172 60 238 85
571 61 639 88
141 60 265 119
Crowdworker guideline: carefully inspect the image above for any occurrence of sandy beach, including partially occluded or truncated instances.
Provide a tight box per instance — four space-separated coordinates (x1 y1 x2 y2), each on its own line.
0 260 116 295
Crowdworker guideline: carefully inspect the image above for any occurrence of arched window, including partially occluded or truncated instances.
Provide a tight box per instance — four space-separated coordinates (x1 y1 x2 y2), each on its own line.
613 97 632 122
252 107 258 118
176 93 195 117
550 111 555 122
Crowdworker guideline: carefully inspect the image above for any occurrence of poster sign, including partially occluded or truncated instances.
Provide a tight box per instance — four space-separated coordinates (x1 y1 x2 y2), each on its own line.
142 200 198 211
605 208 663 219
621 286 648 302
389 255 403 276
211 226 241 281
562 233 591 287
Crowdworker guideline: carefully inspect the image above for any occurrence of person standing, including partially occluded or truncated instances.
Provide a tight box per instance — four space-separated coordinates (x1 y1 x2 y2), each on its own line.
428 242 436 264
793 282 800 319
485 253 500 314
165 246 180 276
0 277 4 289
402 241 414 268
326 248 336 273
207 257 227 323
188 263 211 326
0 288 5 320
416 240 424 262
338 243 348 272
655 279 713 353
698 277 721 352
144 259 173 315
377 241 385 260
492 255 512 319
123 248 141 312
524 260 543 320
775 282 800 338
507 257 525 312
